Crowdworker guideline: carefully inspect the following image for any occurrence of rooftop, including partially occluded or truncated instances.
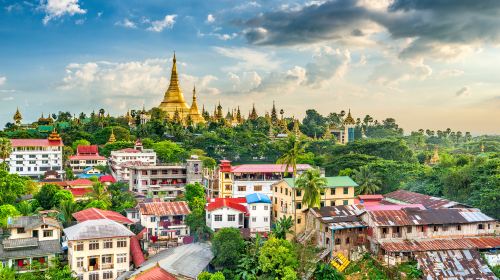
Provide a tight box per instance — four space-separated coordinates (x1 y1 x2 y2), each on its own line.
63 219 134 241
206 198 248 213
8 216 61 230
246 193 271 204
282 176 358 188
230 163 312 173
76 145 99 155
384 190 469 209
10 138 63 147
311 205 364 224
138 201 191 216
0 239 62 259
381 237 500 253
72 208 133 224
129 264 177 280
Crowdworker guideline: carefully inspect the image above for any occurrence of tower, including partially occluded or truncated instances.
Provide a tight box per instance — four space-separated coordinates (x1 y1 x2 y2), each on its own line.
13 108 22 125
188 86 205 124
342 109 356 144
107 128 116 144
158 53 190 119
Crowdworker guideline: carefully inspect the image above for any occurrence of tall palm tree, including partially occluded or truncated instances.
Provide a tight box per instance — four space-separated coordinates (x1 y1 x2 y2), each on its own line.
277 134 307 236
0 137 12 170
87 182 112 207
353 166 381 195
296 168 327 209
59 199 78 227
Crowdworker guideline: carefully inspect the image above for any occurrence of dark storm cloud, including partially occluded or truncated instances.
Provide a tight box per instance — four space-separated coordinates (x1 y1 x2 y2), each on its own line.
244 0 500 58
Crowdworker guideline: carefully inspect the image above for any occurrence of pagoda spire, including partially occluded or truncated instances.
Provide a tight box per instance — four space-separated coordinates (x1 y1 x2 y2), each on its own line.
107 128 116 144
159 52 189 119
48 127 62 142
249 103 258 120
344 109 356 125
13 107 22 125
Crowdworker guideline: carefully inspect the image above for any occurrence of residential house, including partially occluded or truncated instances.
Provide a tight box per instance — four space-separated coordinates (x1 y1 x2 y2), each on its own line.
0 216 62 273
109 140 157 182
246 193 272 234
206 197 247 231
68 145 107 173
54 178 94 201
76 167 104 179
383 189 471 209
72 208 133 225
63 219 135 280
272 176 358 234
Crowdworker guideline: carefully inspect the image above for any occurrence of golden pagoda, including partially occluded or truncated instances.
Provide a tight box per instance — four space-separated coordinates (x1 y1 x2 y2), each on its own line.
343 109 356 125
13 108 22 125
188 86 205 124
48 127 62 142
429 145 440 165
107 128 116 144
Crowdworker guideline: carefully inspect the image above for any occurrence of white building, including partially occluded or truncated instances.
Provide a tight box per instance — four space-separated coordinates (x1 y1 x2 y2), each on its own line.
63 219 135 280
109 141 156 182
0 216 62 273
6 130 64 178
246 193 272 233
68 145 107 173
130 201 191 243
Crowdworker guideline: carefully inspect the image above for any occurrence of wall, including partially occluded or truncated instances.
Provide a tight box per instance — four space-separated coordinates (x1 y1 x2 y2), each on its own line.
206 207 244 231
247 202 271 233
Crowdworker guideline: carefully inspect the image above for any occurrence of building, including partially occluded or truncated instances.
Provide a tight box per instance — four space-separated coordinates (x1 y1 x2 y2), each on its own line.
246 193 272 234
304 205 367 259
76 167 104 179
72 208 133 225
272 176 358 234
68 145 107 173
131 201 191 243
63 219 135 280
128 156 202 200
158 53 205 125
51 178 94 201
327 110 356 144
127 264 177 280
383 189 471 209
6 129 64 178
214 160 312 198
0 216 62 273
109 140 157 182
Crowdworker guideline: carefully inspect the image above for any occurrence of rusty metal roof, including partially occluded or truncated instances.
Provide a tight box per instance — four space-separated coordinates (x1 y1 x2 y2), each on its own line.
311 205 364 223
384 190 469 209
138 201 191 216
380 237 500 253
416 249 497 280
368 208 495 227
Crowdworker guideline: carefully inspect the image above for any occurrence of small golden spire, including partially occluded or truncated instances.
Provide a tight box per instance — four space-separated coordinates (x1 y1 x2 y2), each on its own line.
344 109 356 125
48 127 62 142
429 145 440 165
13 107 22 125
480 143 485 153
107 128 116 144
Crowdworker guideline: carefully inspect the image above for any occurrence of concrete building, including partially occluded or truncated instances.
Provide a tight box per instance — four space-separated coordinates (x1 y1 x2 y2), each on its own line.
128 157 202 200
109 141 157 182
212 160 312 198
6 130 64 178
272 176 358 234
68 145 107 173
246 193 272 234
63 219 135 280
0 216 62 273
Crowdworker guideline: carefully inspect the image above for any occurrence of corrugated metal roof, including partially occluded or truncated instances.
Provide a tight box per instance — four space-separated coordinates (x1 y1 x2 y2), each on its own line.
130 265 177 280
63 219 134 240
3 237 38 250
246 193 271 204
73 208 133 224
206 198 247 213
416 249 497 280
130 236 146 268
8 216 61 230
0 239 61 259
380 237 500 253
139 201 191 216
384 190 468 209
10 139 63 147
312 205 364 223
231 164 311 173
329 221 367 230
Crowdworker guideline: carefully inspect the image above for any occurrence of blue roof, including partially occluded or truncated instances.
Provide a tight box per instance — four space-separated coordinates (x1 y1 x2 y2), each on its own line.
76 173 103 179
83 167 94 172
246 193 271 204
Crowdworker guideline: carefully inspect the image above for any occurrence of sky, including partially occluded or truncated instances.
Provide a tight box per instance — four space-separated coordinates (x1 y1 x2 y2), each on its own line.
0 0 499 134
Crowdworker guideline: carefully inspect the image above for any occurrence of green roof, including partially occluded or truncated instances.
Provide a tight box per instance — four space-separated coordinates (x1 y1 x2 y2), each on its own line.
283 176 358 188
37 125 53 132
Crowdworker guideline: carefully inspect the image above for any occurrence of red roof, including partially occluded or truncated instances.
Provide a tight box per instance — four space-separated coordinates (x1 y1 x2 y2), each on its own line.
115 148 141 153
358 195 384 200
381 237 500 253
130 236 146 267
76 145 99 155
137 228 147 240
131 265 177 280
11 139 63 147
99 175 116 183
69 188 92 197
72 208 133 224
67 179 94 187
69 155 106 160
138 201 191 216
206 198 248 213
230 164 311 173
384 190 464 209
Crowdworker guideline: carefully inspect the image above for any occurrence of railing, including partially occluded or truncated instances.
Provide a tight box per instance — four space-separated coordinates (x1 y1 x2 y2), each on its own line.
87 265 99 271
392 232 402 238
101 263 114 270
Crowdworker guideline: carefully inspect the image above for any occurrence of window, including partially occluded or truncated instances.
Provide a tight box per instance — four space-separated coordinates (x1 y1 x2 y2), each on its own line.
214 215 222 222
335 238 341 245
296 202 302 209
103 271 113 279
285 189 288 195
330 201 335 206
297 218 301 224
264 217 269 222
320 201 325 207
224 173 230 179
457 224 462 231
75 242 84 251
296 190 301 196
76 257 84 268
382 228 388 234
252 205 256 210
150 217 156 222
252 217 256 222
407 226 412 233
343 200 348 205
238 186 246 192
225 185 232 191
488 224 491 229
101 255 112 264
89 241 99 250
433 225 439 232
275 187 277 192
228 215 236 222
89 273 99 280
77 275 83 280
343 187 349 195
116 253 127 263
264 205 268 210
17 228 25 234
254 185 262 191
207 214 211 219
331 189 335 195
43 230 53 237
478 224 484 230
117 238 127 248
345 237 350 244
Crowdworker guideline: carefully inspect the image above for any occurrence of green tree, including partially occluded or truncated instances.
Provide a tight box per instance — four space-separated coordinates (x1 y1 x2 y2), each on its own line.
0 204 20 228
353 166 382 195
72 139 91 152
86 182 111 209
272 216 293 239
100 141 134 157
59 199 78 227
108 182 137 213
34 184 61 210
258 237 298 280
185 183 205 206
211 228 245 270
0 137 12 170
152 140 188 163
0 264 15 280
16 200 33 216
296 168 327 209
0 170 31 205
313 263 345 280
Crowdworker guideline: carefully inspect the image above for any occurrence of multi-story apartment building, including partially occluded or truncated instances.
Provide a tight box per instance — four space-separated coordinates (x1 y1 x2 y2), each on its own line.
213 160 312 198
6 130 64 178
63 219 135 280
109 140 156 182
246 193 272 234
68 145 107 173
128 157 202 200
272 176 358 234
129 201 191 243
0 216 62 273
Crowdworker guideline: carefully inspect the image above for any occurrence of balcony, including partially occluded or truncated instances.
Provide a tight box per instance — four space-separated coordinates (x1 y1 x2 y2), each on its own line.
87 265 99 271
101 263 114 270
392 232 402 238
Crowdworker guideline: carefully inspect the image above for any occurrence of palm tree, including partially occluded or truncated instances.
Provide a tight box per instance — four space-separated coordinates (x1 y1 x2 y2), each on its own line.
87 182 112 207
0 137 12 170
353 166 381 195
272 216 293 239
296 168 327 209
277 134 307 235
59 199 78 227
16 201 33 216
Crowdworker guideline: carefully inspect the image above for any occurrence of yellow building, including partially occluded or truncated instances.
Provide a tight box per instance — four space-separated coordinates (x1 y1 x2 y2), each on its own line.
158 53 205 125
272 176 358 234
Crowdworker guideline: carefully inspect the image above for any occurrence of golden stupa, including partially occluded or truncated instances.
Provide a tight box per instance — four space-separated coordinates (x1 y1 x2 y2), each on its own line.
158 53 204 124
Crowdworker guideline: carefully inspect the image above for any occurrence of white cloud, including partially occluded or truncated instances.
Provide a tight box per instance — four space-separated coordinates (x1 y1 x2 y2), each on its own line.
306 47 351 87
206 14 215 23
438 69 464 78
147 15 177 32
115 18 137 29
180 74 220 96
2 96 14 101
75 18 85 25
369 59 432 86
214 47 281 72
456 86 470 97
0 76 6 85
197 31 238 41
41 0 86 25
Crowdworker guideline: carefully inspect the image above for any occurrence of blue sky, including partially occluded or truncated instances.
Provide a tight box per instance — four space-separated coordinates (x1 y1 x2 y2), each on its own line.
1 0 499 134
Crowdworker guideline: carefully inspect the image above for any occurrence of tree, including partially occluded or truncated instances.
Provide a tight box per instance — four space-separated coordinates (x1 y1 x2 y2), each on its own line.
72 139 91 152
152 140 188 163
277 135 307 235
272 216 293 239
198 271 226 280
353 166 382 195
0 137 12 170
0 204 20 228
34 184 61 210
0 170 31 205
211 228 245 270
59 199 78 227
296 168 327 209
185 183 205 207
313 263 345 280
16 201 33 216
86 182 112 209
258 237 298 280
100 141 134 157
236 235 263 280
108 182 137 213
